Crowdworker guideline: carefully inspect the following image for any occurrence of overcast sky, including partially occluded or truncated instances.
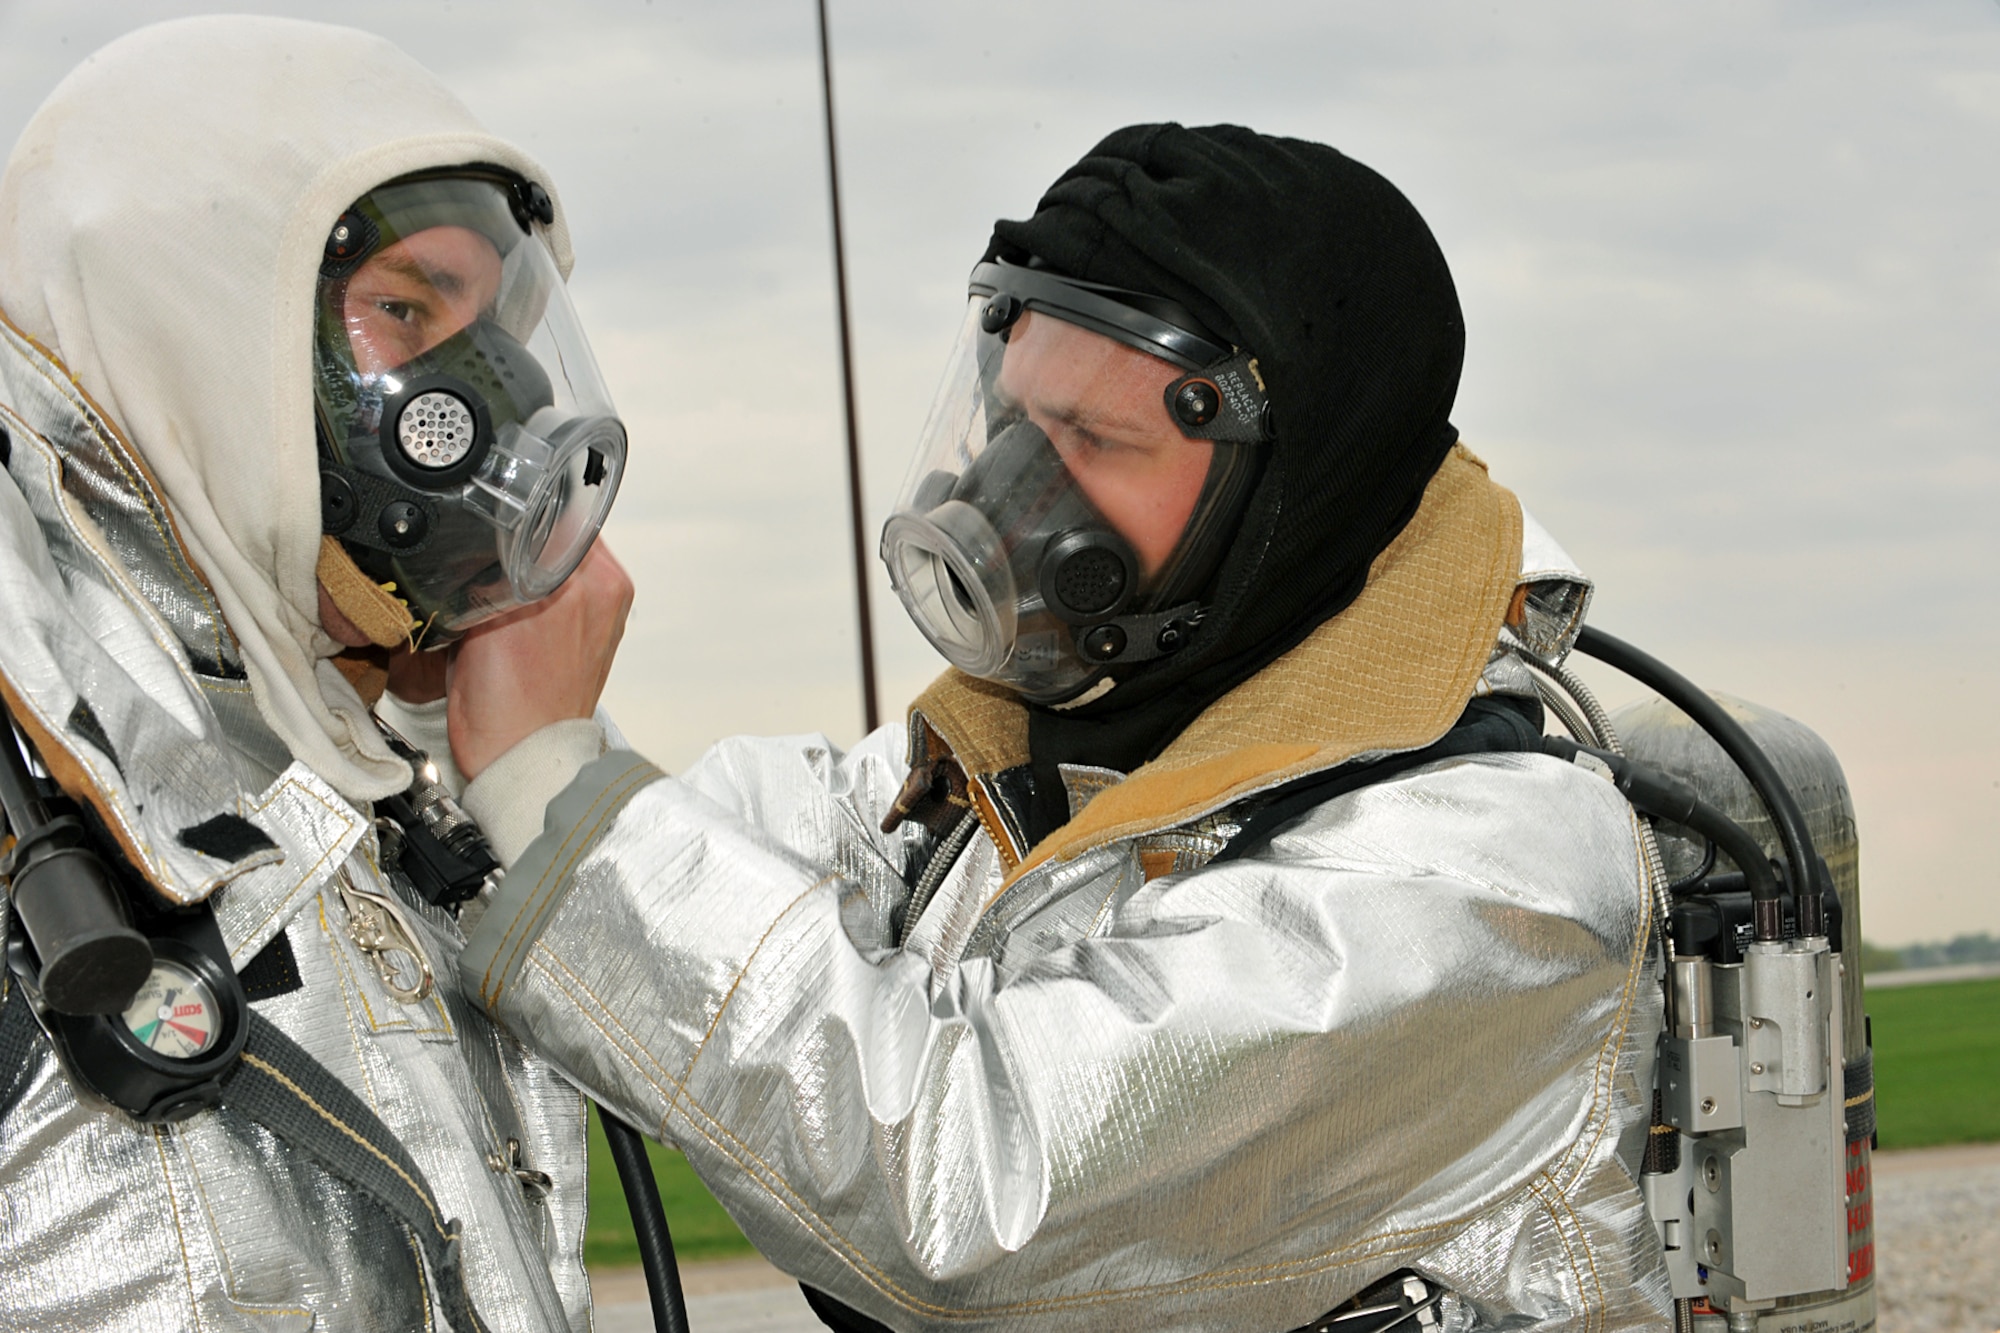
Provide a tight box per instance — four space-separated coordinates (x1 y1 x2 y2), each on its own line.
2 0 1995 945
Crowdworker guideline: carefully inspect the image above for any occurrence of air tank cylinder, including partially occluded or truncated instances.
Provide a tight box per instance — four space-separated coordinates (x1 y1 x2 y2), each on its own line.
1616 693 1874 1330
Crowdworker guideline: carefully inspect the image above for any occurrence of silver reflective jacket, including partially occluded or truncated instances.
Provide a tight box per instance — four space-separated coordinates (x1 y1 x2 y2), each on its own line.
0 323 590 1332
463 451 1674 1331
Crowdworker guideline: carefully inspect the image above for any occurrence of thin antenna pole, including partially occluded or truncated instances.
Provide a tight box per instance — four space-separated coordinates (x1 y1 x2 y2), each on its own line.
817 0 881 734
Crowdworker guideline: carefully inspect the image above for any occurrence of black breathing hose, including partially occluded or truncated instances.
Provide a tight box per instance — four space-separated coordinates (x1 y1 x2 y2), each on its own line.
1572 626 1826 942
1539 737 1780 913
599 1109 692 1333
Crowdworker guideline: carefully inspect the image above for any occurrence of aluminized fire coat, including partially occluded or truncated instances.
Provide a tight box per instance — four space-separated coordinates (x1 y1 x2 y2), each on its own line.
463 452 1673 1331
0 321 591 1329
0 249 1667 1329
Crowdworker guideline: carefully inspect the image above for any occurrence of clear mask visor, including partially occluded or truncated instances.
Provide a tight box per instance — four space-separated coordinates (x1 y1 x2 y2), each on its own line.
315 174 625 640
882 297 1257 702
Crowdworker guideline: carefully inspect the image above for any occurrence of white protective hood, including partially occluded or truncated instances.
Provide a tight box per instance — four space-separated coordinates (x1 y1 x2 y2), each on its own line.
0 16 574 800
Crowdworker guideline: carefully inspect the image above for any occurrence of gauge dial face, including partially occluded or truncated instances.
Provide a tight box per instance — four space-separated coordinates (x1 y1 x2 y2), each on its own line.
120 959 221 1059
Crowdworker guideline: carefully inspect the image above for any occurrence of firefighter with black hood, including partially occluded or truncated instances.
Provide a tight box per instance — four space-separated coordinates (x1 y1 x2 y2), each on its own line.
451 125 1670 1330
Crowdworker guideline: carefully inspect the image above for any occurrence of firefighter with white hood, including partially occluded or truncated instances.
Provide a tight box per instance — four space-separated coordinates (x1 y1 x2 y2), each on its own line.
0 18 1670 1333
0 17 629 1332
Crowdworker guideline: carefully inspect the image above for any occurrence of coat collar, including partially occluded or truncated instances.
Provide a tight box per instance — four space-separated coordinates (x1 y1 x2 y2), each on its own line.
911 444 1525 885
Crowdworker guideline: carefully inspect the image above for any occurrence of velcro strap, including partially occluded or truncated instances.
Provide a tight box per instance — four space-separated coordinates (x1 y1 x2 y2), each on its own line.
316 535 418 648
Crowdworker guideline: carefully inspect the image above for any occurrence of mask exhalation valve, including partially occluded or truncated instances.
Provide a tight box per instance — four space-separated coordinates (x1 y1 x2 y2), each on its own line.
1040 532 1134 621
397 391 478 469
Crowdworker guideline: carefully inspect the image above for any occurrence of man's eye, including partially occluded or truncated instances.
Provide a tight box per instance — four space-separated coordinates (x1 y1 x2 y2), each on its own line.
375 299 419 324
1056 426 1114 457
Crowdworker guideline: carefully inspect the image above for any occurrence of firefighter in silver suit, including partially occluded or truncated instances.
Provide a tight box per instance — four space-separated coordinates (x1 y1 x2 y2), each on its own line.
449 128 1674 1328
0 17 631 1331
0 11 1667 1325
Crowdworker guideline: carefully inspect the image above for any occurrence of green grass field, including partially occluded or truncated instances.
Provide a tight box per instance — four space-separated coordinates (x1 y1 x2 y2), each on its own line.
582 976 2000 1267
584 1106 751 1265
1867 975 2000 1149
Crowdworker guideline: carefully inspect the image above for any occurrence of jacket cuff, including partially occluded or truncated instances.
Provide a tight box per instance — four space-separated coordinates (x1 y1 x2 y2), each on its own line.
462 719 609 867
459 748 664 1013
373 692 466 796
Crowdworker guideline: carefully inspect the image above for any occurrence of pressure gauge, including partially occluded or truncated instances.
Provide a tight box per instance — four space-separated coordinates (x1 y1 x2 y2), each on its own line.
15 923 251 1124
119 958 222 1059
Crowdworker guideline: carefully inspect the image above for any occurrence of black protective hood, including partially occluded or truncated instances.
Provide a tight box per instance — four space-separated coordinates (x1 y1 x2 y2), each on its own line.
991 124 1467 841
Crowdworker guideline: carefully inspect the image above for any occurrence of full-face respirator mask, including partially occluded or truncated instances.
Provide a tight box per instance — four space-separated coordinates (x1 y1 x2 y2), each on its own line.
314 170 625 644
881 261 1271 703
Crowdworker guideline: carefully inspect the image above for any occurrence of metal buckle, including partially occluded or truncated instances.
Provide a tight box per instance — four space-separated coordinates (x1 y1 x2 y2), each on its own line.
485 1136 554 1200
334 866 435 1004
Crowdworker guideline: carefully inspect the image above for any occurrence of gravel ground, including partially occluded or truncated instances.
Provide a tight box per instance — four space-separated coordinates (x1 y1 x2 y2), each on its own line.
592 1257 812 1333
591 1142 2000 1333
1872 1142 2000 1333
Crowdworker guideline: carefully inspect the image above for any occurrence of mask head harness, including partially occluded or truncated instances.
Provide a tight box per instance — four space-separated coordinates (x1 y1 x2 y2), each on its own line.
314 168 625 646
971 263 1275 448
881 260 1272 703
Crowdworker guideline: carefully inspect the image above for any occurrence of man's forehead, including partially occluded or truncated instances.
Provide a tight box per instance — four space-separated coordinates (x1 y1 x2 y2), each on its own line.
1000 314 1173 434
365 226 502 295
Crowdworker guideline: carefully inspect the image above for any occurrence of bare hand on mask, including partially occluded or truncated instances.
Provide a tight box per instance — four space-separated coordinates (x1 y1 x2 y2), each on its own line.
384 641 448 704
445 541 633 780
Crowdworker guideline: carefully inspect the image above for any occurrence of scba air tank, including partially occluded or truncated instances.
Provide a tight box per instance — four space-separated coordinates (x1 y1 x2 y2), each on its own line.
1617 694 1875 1333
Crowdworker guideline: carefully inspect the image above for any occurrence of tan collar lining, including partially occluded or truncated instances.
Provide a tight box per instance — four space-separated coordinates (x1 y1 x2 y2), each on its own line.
910 444 1525 887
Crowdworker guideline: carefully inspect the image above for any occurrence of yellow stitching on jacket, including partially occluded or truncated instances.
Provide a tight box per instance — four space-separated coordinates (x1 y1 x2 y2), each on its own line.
404 1229 437 1333
489 758 659 1001
1541 1167 1609 1333
178 1124 245 1296
151 1126 210 1330
522 947 952 1313
0 315 230 670
1526 1173 1594 1333
532 950 693 1109
226 778 364 965
0 401 227 709
315 897 389 1110
966 778 1021 871
482 758 659 1005
238 1052 450 1238
666 877 835 1111
481 758 653 1002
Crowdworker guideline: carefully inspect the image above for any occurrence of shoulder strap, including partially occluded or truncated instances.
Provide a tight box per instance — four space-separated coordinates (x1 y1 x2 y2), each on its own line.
1212 693 1545 866
0 976 40 1123
0 971 489 1333
224 1011 490 1333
